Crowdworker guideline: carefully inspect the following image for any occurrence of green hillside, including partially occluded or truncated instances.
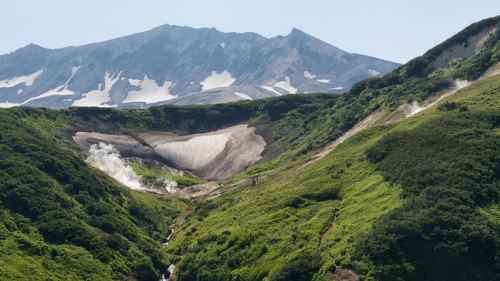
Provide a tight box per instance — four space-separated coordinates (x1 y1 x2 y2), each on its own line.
167 66 500 281
0 110 191 280
0 15 498 281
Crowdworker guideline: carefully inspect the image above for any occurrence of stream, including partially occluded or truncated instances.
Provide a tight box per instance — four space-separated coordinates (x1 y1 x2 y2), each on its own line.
160 224 177 281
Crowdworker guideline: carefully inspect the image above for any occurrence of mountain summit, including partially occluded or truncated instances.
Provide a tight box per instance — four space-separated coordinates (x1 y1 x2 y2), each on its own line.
0 25 399 108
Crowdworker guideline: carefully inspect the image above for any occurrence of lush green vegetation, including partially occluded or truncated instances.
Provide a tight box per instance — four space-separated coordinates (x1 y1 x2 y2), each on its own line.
356 112 500 281
0 110 190 280
0 16 499 281
163 74 500 281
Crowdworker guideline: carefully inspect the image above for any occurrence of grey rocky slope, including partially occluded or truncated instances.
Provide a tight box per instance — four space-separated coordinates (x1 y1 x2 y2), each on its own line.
73 124 266 180
0 25 399 108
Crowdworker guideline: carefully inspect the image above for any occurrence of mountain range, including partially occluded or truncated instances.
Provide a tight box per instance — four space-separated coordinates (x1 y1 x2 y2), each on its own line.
0 25 399 108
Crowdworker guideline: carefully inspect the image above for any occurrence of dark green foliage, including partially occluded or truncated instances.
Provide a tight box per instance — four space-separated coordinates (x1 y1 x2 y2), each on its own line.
357 112 500 281
64 94 336 134
0 16 498 281
301 187 340 202
270 253 321 281
0 111 182 280
438 102 469 112
176 231 269 281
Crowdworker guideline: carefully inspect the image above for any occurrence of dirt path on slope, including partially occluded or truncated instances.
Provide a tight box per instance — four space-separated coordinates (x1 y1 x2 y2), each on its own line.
303 111 385 167
174 182 221 200
302 63 500 167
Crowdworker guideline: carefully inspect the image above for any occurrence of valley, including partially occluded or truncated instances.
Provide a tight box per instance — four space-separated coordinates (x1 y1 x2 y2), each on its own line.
0 13 498 281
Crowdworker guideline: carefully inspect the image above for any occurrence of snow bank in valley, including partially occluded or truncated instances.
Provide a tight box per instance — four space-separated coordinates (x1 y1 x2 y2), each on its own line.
200 71 235 91
153 134 229 171
86 142 145 190
124 75 176 104
0 70 43 88
141 124 266 179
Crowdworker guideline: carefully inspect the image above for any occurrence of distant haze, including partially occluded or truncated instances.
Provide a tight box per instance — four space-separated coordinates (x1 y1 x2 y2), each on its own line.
2 0 500 63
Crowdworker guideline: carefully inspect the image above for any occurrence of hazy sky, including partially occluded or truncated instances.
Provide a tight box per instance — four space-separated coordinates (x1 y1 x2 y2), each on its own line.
2 1 499 63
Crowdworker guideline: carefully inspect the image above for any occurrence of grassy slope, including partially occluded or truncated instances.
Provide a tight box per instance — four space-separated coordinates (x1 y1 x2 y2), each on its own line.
0 94 339 281
129 161 207 188
166 16 500 280
0 16 498 281
168 72 500 281
0 110 191 281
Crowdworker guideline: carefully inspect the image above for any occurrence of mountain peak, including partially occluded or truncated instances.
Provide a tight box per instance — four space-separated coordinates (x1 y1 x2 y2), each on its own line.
288 27 311 38
11 43 49 55
0 24 399 108
22 43 46 50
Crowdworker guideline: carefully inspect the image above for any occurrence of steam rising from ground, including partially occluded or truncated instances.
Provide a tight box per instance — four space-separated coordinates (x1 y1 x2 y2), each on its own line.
86 142 145 190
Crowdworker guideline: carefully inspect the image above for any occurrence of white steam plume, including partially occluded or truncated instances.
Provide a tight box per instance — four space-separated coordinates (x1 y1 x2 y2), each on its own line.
86 142 145 190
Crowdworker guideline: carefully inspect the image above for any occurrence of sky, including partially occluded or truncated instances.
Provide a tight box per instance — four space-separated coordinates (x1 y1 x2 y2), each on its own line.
2 0 499 63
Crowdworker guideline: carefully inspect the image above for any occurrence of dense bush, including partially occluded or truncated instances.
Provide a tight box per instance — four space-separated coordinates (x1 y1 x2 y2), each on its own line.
0 111 182 280
357 112 500 281
270 253 321 281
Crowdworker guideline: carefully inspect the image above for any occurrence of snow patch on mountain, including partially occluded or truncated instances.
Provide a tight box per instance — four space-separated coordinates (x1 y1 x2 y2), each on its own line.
317 79 331 84
0 102 21 108
0 69 43 88
124 75 176 104
72 72 120 107
234 92 253 100
129 79 142 86
13 67 80 105
274 77 297 94
368 69 381 76
304 71 317 80
23 87 74 105
201 71 235 91
260 85 283 96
